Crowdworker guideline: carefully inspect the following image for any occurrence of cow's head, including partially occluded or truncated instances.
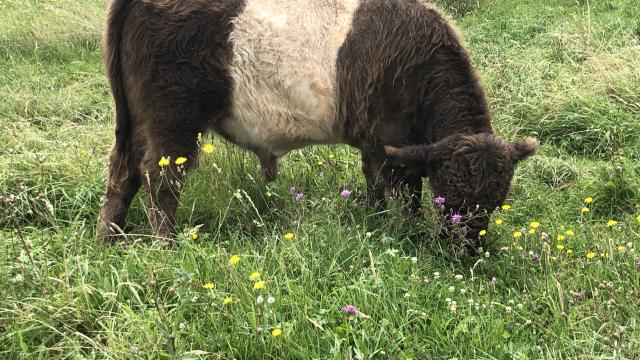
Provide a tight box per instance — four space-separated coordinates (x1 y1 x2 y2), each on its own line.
385 133 538 241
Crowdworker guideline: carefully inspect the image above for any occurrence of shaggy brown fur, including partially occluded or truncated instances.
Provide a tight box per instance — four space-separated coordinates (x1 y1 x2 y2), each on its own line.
97 0 537 246
336 0 537 241
97 0 245 240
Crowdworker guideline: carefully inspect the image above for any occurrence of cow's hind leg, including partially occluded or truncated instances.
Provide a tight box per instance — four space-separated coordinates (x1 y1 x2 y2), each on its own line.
141 126 203 241
97 144 142 242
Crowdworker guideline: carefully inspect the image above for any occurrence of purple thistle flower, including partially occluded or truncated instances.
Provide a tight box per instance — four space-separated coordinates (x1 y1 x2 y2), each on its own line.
342 305 358 315
451 213 463 223
294 192 304 202
340 189 352 197
531 252 540 261
461 225 469 235
434 196 446 205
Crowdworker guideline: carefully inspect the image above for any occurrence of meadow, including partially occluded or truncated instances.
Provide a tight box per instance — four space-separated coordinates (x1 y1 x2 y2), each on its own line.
1 0 639 358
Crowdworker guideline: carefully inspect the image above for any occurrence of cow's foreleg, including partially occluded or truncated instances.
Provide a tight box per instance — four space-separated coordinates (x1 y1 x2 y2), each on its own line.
361 150 388 213
389 169 423 216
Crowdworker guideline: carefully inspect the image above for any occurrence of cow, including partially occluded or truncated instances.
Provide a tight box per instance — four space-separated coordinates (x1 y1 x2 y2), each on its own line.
96 0 538 245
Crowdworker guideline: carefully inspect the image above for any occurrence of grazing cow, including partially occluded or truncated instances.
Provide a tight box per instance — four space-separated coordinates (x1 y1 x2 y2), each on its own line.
97 0 538 244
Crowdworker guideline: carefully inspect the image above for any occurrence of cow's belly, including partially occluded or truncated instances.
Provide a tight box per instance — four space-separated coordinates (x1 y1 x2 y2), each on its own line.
219 0 359 156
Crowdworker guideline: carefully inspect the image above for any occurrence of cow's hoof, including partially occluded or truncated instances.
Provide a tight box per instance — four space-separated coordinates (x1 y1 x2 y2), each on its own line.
96 218 125 244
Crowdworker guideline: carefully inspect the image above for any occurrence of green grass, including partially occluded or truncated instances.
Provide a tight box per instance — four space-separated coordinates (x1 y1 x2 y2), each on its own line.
1 0 640 358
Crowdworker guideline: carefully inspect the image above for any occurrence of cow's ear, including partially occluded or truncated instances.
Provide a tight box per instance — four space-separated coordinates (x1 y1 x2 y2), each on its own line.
384 144 439 165
510 138 539 163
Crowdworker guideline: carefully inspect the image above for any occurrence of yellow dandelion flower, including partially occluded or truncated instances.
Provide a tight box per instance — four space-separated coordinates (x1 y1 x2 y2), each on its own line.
158 156 171 167
317 160 324 166
284 232 296 240
328 153 336 159
600 251 609 258
271 328 282 337
203 144 214 154
565 229 574 236
606 220 617 227
229 255 240 265
556 244 564 250
191 233 198 240
249 271 260 280
551 256 557 261
202 282 214 289
517 245 524 251
617 245 625 252
528 228 536 234
530 221 540 229
566 249 573 255
479 230 487 236
266 191 272 197
501 204 511 211
513 231 523 238
584 197 593 203
254 280 265 289
495 219 503 225
586 252 596 259
556 234 565 241
581 207 590 214
223 297 233 304
175 157 187 165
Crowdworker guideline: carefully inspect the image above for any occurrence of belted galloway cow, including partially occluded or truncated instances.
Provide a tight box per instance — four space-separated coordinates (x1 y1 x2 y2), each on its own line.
97 0 538 244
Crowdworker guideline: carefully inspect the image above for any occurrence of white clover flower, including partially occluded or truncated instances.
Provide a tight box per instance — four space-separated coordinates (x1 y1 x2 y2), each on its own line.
454 274 463 280
449 301 457 313
484 251 490 258
505 306 512 313
256 295 264 304
459 288 466 294
517 303 524 310
448 286 455 292
267 296 275 304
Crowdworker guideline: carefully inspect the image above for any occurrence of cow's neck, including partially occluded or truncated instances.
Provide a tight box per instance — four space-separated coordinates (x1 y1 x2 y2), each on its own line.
422 59 493 144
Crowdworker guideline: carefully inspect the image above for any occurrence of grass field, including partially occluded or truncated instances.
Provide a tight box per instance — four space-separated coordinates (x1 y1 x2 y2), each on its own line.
1 0 640 358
